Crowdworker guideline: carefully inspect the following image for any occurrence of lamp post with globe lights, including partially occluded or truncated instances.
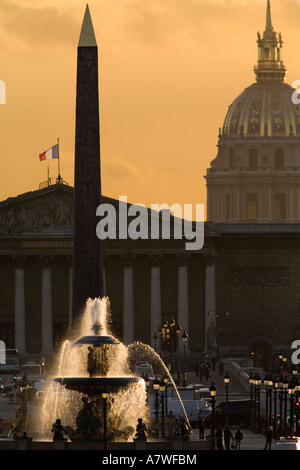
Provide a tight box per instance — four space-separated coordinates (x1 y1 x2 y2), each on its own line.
224 373 230 425
209 382 217 450
153 377 160 438
288 379 295 437
102 389 109 450
182 330 188 387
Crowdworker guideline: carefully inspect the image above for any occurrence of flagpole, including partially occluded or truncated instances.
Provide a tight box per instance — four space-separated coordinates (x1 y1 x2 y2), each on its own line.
57 137 61 182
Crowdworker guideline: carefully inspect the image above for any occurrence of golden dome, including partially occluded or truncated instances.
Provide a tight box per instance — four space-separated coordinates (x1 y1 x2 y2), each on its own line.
221 1 300 139
222 81 300 138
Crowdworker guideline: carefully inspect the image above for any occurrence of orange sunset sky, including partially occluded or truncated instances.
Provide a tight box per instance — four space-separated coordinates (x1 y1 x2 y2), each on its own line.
1 0 300 218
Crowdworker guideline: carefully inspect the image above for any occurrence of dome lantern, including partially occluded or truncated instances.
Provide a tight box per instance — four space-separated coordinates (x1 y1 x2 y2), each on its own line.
254 0 286 82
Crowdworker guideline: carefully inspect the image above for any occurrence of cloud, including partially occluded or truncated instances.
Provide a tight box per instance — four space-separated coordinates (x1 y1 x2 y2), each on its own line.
102 155 141 179
0 0 78 51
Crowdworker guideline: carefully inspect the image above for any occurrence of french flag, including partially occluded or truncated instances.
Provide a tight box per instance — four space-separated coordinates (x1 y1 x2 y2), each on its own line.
39 144 59 161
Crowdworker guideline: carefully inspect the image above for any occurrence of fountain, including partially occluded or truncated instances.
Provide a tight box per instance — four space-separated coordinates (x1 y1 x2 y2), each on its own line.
34 296 192 445
40 298 148 442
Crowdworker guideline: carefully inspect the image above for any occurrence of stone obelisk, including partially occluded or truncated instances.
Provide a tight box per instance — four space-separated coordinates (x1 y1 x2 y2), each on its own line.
72 5 104 327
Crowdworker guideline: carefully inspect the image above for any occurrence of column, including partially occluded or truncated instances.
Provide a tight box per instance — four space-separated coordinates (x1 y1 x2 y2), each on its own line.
204 250 217 353
268 185 272 220
149 253 162 349
41 255 53 355
177 253 189 354
122 253 134 345
14 255 27 354
67 255 73 330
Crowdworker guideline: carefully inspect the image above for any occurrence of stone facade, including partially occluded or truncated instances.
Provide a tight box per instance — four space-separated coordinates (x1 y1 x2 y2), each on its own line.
0 184 213 363
0 184 299 369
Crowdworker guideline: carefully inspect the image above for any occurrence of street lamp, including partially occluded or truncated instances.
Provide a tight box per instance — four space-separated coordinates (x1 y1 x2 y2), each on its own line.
278 352 288 373
278 375 284 436
288 380 295 437
159 319 181 374
20 374 29 423
159 380 166 438
294 378 300 435
102 388 109 450
253 374 261 432
264 374 272 427
182 330 188 387
163 376 169 417
273 377 278 436
282 376 289 437
224 373 230 425
249 375 254 430
209 382 217 450
175 323 181 380
153 377 161 437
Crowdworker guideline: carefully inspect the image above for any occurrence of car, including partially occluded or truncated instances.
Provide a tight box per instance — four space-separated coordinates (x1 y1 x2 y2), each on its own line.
187 383 206 389
33 390 48 405
274 439 300 450
194 388 211 400
135 363 154 378
150 398 211 427
204 400 251 427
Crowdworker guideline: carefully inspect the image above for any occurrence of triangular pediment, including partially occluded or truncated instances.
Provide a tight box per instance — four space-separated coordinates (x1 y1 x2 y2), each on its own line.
0 184 74 236
0 184 218 242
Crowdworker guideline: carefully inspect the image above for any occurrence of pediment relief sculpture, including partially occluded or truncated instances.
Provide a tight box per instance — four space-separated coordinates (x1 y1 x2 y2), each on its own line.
0 194 74 235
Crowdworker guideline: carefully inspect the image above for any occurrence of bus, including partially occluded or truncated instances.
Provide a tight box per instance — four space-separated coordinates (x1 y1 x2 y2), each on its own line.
0 349 20 374
20 362 42 383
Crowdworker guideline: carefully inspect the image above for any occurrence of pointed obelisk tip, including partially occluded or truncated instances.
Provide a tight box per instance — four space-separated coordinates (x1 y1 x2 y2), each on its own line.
78 4 97 47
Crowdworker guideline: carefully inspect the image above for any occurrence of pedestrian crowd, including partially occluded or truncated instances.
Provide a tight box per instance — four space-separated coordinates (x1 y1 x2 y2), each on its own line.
195 354 219 383
213 426 244 450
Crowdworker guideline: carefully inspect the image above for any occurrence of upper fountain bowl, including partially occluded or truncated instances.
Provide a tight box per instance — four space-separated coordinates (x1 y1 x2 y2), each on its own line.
73 335 120 346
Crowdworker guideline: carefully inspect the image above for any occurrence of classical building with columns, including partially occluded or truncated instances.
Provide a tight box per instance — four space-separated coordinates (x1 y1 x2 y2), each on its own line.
1 1 300 370
0 183 220 363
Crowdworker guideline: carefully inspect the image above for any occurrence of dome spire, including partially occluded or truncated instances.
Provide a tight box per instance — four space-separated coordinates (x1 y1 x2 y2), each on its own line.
254 1 286 82
265 0 273 31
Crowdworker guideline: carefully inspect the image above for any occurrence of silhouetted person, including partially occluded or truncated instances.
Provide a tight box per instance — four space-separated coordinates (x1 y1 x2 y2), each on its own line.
179 418 189 440
234 429 243 450
198 417 205 439
224 426 233 450
135 418 147 441
216 426 224 450
51 419 65 441
264 426 273 450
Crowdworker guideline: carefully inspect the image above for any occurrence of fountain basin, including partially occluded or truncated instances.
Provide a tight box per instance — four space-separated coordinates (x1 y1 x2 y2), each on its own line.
72 335 120 346
53 376 144 395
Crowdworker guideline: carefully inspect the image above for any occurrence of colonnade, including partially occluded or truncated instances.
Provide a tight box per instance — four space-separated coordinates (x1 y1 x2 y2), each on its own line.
12 250 217 357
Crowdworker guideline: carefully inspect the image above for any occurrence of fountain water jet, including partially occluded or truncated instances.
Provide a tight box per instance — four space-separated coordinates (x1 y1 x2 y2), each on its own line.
128 341 191 429
40 298 148 442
